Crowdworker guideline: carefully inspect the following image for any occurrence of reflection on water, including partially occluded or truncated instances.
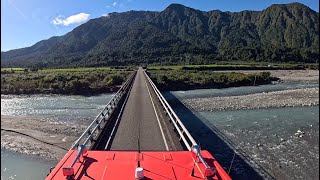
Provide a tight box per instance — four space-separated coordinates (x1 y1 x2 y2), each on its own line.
1 94 114 125
1 149 57 180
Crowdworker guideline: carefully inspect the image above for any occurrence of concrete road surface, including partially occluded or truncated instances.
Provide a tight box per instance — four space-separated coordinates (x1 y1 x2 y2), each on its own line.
110 68 168 150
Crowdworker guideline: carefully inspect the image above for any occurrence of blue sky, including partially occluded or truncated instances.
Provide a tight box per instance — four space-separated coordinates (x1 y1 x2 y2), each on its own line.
1 0 319 52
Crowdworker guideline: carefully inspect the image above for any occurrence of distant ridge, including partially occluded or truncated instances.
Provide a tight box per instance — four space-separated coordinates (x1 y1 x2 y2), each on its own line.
1 2 319 68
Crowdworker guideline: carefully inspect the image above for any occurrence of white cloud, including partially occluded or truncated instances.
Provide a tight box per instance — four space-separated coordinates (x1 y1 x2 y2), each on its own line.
113 2 117 6
52 13 90 26
102 13 109 17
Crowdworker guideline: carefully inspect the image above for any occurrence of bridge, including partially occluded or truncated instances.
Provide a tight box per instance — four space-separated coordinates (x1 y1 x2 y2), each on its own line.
46 67 232 180
72 67 194 152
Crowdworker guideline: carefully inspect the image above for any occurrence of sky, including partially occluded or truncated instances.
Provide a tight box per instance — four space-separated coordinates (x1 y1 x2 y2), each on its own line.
1 0 319 52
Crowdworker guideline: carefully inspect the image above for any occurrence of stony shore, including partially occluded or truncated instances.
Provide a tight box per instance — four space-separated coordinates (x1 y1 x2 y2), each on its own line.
184 87 319 111
1 116 86 160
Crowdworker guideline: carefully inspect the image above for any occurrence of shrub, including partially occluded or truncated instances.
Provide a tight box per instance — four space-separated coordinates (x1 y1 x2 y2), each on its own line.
103 75 123 86
148 70 274 90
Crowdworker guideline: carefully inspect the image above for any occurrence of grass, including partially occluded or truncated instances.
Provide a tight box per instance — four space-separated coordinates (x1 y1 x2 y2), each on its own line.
147 62 319 70
147 64 252 70
1 68 26 72
40 67 113 72
1 66 135 74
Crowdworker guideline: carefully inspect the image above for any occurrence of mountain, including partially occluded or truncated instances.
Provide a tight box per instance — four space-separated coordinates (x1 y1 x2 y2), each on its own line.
1 3 319 68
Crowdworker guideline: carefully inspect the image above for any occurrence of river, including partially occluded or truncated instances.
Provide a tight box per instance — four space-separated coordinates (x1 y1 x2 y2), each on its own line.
1 81 319 180
1 93 114 180
195 106 318 179
165 81 319 179
1 149 56 180
1 94 114 125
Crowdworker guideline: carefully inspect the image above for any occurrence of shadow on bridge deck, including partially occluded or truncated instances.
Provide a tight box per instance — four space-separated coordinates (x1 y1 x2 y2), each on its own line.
163 92 275 180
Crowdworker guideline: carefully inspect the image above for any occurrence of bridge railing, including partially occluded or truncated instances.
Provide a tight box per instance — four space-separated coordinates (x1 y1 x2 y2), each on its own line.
144 71 197 151
70 71 136 150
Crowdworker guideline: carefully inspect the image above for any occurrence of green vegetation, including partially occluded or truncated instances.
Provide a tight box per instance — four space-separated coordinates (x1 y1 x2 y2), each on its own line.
1 66 135 74
1 68 26 71
1 70 131 95
1 3 318 68
147 70 278 90
147 63 319 71
40 67 113 72
1 68 29 74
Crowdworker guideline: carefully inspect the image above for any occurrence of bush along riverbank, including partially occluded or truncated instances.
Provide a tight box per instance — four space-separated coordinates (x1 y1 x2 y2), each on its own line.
147 63 319 71
1 71 131 95
147 70 279 91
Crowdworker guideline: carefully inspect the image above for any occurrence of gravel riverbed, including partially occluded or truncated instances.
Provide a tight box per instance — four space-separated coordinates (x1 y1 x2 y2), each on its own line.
1 116 86 160
184 87 319 111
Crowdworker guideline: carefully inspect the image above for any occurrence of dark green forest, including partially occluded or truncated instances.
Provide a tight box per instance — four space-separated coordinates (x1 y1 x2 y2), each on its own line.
1 3 319 68
147 70 278 90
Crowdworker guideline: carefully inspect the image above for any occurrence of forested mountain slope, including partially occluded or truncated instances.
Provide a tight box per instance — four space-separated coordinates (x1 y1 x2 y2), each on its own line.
1 3 318 68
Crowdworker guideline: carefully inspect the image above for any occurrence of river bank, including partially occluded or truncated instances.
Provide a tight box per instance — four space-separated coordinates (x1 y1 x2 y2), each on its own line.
1 115 86 160
184 87 319 111
234 69 319 82
177 69 319 111
1 70 131 95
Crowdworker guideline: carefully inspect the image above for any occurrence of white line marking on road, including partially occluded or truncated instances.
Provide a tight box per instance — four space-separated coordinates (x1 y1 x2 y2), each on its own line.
144 75 169 151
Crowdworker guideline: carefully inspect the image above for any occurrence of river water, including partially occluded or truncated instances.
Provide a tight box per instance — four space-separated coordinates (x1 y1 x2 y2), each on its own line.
1 81 319 180
1 149 56 180
170 80 319 100
165 81 319 179
199 106 319 179
1 93 114 180
1 94 114 125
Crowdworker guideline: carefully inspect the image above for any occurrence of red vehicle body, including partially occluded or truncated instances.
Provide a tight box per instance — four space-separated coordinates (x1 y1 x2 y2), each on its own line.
46 149 232 180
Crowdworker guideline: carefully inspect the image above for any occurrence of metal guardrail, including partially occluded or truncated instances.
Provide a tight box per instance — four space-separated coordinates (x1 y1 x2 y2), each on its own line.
144 70 219 178
70 71 136 150
144 71 197 151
